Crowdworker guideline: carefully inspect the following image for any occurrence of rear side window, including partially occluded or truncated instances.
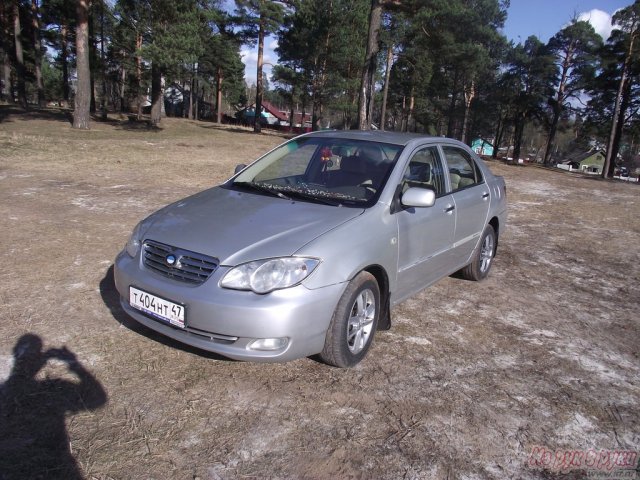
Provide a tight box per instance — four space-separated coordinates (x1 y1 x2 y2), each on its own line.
442 146 484 192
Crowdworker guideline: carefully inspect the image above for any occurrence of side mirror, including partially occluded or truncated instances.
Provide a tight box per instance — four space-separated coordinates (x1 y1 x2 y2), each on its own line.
234 163 247 174
401 187 436 208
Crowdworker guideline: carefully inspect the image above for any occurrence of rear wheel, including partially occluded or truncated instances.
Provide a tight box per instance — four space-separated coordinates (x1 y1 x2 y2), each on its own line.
461 225 496 281
320 272 379 368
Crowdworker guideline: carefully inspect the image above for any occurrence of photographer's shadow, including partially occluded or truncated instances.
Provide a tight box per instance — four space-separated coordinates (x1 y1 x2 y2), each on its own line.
0 335 107 480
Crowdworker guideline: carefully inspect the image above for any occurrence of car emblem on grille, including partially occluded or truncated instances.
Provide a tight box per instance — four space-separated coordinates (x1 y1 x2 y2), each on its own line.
165 254 177 266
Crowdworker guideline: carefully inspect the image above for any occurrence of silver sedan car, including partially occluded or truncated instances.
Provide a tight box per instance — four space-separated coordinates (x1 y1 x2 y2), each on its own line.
114 131 507 367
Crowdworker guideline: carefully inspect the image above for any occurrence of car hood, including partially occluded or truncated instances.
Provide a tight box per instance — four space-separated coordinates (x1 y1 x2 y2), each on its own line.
142 186 364 265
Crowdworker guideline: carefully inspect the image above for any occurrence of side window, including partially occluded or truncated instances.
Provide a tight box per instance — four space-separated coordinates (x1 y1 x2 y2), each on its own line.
442 146 484 192
400 146 446 197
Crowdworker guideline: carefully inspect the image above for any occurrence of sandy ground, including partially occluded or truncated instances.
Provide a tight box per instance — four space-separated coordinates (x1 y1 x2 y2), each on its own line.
0 108 639 479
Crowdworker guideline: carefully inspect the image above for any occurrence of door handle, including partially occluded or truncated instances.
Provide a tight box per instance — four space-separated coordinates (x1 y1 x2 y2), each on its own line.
445 205 455 213
482 193 490 200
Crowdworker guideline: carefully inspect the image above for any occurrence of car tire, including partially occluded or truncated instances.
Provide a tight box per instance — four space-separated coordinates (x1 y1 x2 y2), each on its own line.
320 271 380 368
460 224 496 281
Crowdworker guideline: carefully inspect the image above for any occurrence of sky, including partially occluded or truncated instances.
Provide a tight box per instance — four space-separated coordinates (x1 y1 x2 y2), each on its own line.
240 0 635 86
502 0 631 43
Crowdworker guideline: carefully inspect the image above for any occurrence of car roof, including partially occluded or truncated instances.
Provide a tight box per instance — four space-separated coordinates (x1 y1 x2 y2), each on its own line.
300 130 437 146
299 130 470 149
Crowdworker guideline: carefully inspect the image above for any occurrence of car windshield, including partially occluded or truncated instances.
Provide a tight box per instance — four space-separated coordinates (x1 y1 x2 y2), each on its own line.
230 137 404 206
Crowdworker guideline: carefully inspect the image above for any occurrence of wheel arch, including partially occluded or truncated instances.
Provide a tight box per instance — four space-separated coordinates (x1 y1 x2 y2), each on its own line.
357 264 391 331
489 216 500 255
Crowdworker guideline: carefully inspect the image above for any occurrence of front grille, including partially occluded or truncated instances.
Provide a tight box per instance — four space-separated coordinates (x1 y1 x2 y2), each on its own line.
143 240 218 285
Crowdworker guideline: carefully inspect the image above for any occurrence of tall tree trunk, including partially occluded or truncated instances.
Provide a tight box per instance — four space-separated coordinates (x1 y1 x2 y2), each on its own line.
150 62 163 127
312 2 332 131
73 0 91 129
216 66 223 124
89 10 96 114
380 45 393 131
135 33 142 120
13 1 27 109
461 81 475 144
194 63 199 120
31 0 45 106
99 0 106 120
357 0 382 130
289 103 294 133
253 14 265 133
1 44 11 102
188 70 194 119
543 105 561 165
605 72 633 177
182 80 187 118
0 2 11 102
492 113 504 159
90 77 96 113
544 44 574 165
407 92 415 132
512 111 526 164
603 25 637 178
194 78 199 121
119 65 126 112
446 70 460 138
61 23 70 103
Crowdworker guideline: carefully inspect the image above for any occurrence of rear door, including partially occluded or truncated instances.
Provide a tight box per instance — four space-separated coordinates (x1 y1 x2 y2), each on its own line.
441 146 491 264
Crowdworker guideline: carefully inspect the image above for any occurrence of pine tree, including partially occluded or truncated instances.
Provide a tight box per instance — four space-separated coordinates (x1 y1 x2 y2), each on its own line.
12 0 27 109
142 0 202 126
235 0 287 133
502 37 555 163
73 0 91 129
0 1 13 102
543 20 602 164
277 0 369 130
31 0 46 106
601 1 640 178
41 0 76 106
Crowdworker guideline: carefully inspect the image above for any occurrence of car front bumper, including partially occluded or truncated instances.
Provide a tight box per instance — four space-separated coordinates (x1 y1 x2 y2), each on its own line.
114 250 346 362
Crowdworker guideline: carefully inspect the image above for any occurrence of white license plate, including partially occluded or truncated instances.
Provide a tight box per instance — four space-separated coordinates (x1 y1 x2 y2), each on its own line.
129 286 185 328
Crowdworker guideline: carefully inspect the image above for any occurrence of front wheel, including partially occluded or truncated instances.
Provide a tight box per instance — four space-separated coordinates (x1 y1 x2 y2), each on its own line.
320 272 380 368
460 225 496 281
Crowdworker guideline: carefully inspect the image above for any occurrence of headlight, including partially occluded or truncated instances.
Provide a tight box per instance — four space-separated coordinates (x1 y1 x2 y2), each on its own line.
125 222 143 257
221 257 320 294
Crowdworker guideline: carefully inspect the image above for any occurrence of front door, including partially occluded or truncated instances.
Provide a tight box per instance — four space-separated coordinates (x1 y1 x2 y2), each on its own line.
395 146 455 301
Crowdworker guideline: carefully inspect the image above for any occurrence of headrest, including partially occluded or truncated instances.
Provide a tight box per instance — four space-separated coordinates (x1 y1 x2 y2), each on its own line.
341 155 367 174
357 145 384 164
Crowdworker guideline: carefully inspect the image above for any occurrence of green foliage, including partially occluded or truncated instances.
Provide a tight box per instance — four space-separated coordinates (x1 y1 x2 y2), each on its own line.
235 0 287 43
384 0 508 135
276 0 370 128
1 0 634 155
141 0 203 71
41 55 63 101
584 1 640 166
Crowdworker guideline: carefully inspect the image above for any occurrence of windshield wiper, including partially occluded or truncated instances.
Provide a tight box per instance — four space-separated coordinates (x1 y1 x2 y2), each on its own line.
284 188 344 206
233 181 291 200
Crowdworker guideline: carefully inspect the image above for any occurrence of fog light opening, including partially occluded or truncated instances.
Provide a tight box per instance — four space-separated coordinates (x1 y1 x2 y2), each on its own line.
248 337 288 351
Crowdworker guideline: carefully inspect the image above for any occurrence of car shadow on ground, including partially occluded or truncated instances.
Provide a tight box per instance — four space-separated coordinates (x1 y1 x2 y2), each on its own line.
99 266 231 362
